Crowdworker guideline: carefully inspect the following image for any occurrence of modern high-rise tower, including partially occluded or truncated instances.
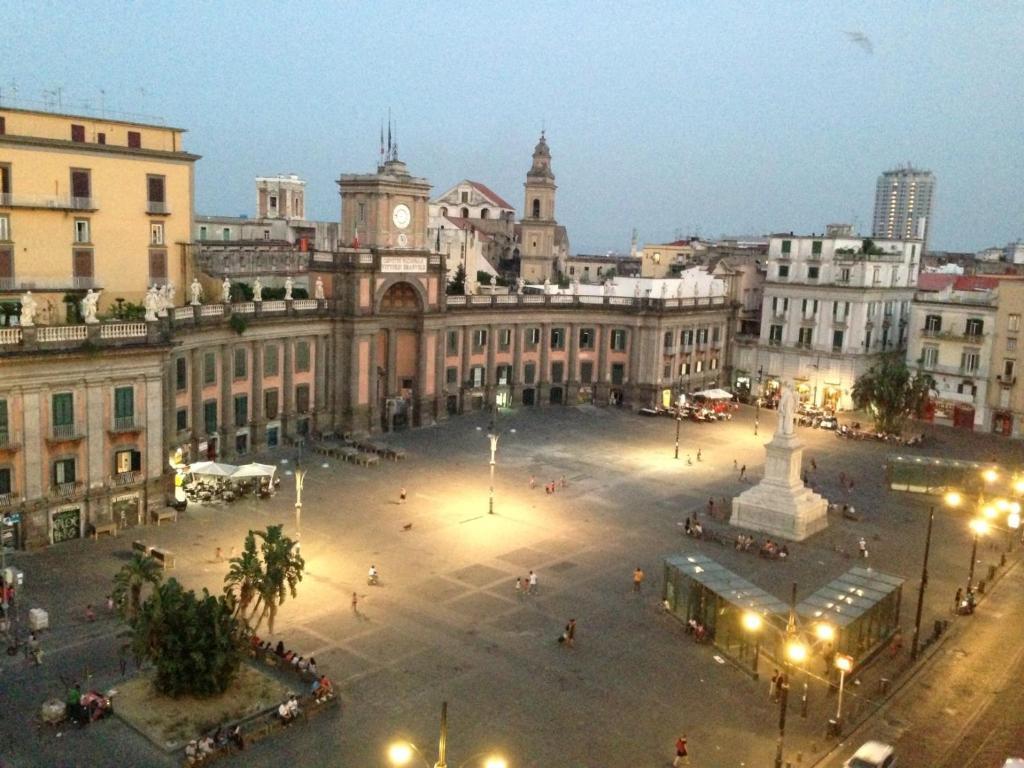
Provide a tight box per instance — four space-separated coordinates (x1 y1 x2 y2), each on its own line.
872 165 935 251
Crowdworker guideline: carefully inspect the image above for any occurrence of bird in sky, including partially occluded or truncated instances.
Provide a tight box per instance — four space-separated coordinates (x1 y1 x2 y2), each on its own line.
845 31 874 54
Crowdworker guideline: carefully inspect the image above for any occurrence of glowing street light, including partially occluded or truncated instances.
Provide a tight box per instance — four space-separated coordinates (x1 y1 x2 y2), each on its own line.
389 702 506 768
813 622 835 643
983 468 999 485
944 490 962 508
741 611 763 676
388 743 416 767
833 653 854 733
785 639 808 665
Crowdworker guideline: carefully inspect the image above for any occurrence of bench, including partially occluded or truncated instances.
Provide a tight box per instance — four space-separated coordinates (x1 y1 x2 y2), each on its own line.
132 540 152 556
93 522 118 540
150 547 176 569
153 508 178 525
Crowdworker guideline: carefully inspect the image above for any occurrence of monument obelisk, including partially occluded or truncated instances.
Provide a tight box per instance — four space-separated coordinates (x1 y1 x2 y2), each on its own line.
731 382 829 541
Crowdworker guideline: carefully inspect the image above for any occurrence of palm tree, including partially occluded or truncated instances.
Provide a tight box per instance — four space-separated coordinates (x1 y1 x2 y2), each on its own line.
112 553 163 623
224 525 304 635
224 532 261 620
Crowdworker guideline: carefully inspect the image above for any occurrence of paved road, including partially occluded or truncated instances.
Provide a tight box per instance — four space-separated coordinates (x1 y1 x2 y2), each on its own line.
818 561 1024 768
1 405 1022 768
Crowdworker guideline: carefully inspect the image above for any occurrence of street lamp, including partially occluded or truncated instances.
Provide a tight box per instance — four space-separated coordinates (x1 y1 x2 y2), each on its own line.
967 518 989 591
487 430 498 515
741 611 763 677
754 365 763 436
911 490 960 660
387 702 507 768
674 397 683 460
833 653 854 734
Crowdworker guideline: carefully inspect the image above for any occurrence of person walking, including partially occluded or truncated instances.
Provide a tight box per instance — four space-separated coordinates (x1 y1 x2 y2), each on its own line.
529 475 536 490
858 537 868 559
672 734 690 766
632 567 645 593
528 570 538 595
739 464 747 481
733 459 738 470
351 592 359 613
696 449 702 462
769 669 780 700
954 587 964 613
565 618 576 648
515 577 524 600
399 487 407 504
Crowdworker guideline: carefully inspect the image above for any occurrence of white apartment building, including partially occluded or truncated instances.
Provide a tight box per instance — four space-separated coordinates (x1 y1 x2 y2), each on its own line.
907 276 999 429
731 225 922 410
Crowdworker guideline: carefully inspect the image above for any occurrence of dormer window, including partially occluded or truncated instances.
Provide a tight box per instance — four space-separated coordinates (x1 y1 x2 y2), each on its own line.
460 190 469 203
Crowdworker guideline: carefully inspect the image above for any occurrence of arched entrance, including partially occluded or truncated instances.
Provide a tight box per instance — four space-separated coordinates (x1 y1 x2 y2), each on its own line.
550 386 564 405
377 281 424 432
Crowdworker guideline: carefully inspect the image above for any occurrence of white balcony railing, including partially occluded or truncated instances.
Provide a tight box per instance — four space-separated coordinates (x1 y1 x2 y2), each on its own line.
292 299 318 311
262 300 286 313
0 328 22 345
0 192 96 210
37 325 88 343
99 322 147 339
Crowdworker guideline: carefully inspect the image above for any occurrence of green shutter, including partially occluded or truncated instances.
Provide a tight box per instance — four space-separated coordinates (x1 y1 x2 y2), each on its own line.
114 387 134 419
0 399 8 433
52 393 74 426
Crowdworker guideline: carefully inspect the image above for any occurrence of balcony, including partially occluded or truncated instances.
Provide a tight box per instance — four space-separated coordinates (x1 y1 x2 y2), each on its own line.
0 431 20 452
768 338 783 347
50 481 83 499
109 415 144 434
0 492 17 507
998 374 1017 388
48 423 85 443
146 201 170 215
0 193 97 212
0 276 103 292
110 471 143 487
776 251 792 260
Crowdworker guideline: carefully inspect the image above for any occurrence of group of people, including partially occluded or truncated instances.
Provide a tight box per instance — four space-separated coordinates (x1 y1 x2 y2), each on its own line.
531 475 568 494
758 539 789 559
249 635 319 678
514 571 539 598
685 617 708 643
683 517 704 538
277 694 302 725
185 726 244 765
954 586 977 615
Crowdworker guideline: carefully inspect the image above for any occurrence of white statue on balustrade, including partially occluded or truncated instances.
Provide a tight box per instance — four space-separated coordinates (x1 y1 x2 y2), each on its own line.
314 276 325 301
221 277 231 304
660 282 667 299
190 278 203 306
676 280 684 298
284 275 294 301
777 381 796 437
19 291 37 327
489 274 496 288
542 277 550 295
516 277 524 295
81 289 101 324
157 283 169 317
572 276 579 296
253 277 263 302
144 286 159 321
633 282 641 299
607 281 616 297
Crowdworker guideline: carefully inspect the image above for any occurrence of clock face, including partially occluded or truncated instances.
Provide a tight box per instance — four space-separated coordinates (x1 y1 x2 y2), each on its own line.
392 204 411 230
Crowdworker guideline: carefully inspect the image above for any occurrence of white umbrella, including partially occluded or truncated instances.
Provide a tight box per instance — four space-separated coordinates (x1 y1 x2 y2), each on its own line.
230 463 278 481
693 388 734 400
189 461 238 477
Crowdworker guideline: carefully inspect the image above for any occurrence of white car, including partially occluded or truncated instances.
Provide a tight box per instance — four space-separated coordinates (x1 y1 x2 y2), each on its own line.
843 741 895 768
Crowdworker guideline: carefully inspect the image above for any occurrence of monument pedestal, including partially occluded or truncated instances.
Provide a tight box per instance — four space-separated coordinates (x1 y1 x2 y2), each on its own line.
731 432 828 541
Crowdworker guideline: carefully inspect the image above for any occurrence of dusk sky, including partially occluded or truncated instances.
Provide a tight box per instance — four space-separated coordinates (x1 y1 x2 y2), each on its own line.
4 2 1022 253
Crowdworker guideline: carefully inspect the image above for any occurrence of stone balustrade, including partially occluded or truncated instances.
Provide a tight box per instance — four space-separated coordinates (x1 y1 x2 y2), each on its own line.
0 328 22 345
200 304 225 317
100 323 148 339
37 325 88 342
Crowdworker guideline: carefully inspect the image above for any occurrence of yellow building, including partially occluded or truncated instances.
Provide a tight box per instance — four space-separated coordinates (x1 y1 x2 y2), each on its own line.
0 107 199 321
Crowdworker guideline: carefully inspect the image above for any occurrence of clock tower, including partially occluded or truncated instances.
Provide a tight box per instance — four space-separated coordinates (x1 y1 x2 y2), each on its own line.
338 154 431 252
519 132 559 282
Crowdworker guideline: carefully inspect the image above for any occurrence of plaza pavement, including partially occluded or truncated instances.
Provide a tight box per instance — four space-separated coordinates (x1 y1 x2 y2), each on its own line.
1 404 1022 768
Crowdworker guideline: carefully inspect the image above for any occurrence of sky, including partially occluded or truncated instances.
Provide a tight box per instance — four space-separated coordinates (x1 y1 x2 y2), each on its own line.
3 2 1022 253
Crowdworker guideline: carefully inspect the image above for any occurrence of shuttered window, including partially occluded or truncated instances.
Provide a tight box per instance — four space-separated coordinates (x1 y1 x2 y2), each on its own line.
52 393 74 427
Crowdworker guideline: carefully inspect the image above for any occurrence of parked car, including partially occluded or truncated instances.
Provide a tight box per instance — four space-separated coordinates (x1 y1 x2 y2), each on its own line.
818 414 838 430
843 741 895 768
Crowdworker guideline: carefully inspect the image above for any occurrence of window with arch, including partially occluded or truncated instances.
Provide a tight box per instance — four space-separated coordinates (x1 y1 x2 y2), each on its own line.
440 207 448 217
460 207 469 218
532 199 541 218
480 208 490 219
380 282 421 312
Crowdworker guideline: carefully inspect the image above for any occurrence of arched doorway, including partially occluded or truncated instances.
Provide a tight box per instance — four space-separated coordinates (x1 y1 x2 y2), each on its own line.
550 386 564 405
379 282 422 313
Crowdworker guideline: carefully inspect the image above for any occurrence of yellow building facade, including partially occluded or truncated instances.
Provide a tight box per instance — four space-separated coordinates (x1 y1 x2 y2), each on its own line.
0 108 198 320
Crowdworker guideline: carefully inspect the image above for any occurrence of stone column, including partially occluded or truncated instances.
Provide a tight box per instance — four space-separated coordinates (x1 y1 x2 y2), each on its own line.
219 344 234 461
538 322 551 405
190 348 203 457
416 327 431 426
511 324 523 405
566 322 579 404
368 332 381 432
251 342 264 450
314 335 328 433
282 339 294 440
348 333 362 430
22 389 42 501
144 373 164 519
485 324 497 409
435 329 448 422
387 328 399 398
595 325 610 404
163 359 177 452
460 326 471 410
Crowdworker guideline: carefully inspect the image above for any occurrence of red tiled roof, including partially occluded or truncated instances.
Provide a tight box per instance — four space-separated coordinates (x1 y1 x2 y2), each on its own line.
953 275 1001 291
916 273 957 292
468 181 514 211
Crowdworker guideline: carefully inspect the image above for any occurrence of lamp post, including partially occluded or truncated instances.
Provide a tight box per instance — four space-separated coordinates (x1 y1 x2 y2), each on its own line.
910 505 934 660
487 431 498 515
674 407 682 460
967 518 988 591
833 653 853 733
741 611 762 678
775 582 805 768
754 365 763 436
388 701 507 768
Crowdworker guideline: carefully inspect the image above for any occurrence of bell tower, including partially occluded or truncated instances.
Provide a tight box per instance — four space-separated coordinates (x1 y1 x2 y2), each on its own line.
519 132 558 282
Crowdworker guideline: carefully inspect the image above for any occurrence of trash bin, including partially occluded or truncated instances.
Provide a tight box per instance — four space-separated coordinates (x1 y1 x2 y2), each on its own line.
988 564 997 581
827 718 841 737
933 619 944 639
879 677 891 694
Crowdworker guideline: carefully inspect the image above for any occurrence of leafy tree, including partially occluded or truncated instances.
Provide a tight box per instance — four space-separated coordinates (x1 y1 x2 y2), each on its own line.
224 525 304 635
851 353 933 434
132 579 243 697
112 553 163 623
447 264 467 295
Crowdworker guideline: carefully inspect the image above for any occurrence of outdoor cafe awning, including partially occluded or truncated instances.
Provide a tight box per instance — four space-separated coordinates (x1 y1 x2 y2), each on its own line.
664 553 790 617
230 463 278 480
188 461 237 478
796 567 904 628
692 388 734 400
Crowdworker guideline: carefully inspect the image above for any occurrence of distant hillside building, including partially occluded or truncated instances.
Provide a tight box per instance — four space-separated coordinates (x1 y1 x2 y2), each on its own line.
872 165 935 251
428 180 515 290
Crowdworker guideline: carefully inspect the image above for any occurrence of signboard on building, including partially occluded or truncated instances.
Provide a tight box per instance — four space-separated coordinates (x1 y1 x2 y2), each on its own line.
381 256 427 274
